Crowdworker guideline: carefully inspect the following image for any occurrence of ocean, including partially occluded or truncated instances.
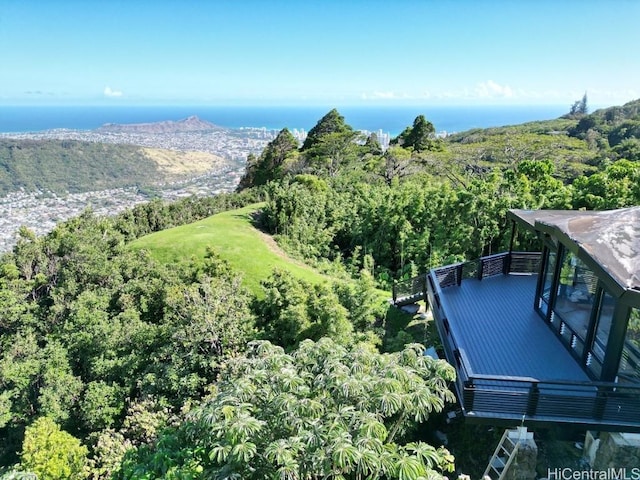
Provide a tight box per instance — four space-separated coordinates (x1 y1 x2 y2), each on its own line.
0 104 570 136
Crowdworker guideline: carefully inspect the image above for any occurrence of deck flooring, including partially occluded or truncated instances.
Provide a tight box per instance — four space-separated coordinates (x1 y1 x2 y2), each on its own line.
438 273 590 382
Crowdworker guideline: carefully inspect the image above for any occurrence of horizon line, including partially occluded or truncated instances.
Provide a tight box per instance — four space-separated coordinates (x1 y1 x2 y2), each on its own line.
0 102 596 109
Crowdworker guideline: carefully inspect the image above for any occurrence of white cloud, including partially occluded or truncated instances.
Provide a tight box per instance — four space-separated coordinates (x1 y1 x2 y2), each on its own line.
361 91 403 100
104 86 123 98
356 82 639 106
515 88 564 100
24 90 57 97
361 91 413 100
373 91 399 99
586 88 639 104
474 80 514 98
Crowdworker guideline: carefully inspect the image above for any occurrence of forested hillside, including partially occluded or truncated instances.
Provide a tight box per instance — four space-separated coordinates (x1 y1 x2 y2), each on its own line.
1 99 639 479
0 139 223 196
240 100 640 284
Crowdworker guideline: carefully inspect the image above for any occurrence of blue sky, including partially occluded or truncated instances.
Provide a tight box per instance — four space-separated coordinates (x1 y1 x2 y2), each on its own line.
1 0 638 107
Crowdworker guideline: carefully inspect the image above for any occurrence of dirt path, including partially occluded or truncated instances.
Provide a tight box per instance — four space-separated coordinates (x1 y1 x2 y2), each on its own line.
254 228 317 270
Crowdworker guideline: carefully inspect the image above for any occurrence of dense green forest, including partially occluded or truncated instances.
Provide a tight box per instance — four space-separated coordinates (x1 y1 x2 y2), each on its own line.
0 139 227 197
242 100 640 282
1 98 639 479
0 140 171 195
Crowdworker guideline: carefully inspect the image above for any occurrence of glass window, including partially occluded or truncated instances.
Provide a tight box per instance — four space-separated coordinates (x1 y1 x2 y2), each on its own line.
591 290 615 362
587 353 602 378
618 308 640 383
538 249 557 318
552 251 597 346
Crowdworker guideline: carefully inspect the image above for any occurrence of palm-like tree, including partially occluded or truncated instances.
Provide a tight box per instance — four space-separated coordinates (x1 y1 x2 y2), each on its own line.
128 338 457 479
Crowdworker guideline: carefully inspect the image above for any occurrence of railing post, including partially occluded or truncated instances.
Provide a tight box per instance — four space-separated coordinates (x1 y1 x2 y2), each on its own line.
503 252 512 275
477 259 484 280
392 280 397 304
593 385 607 421
456 264 463 286
443 318 450 335
526 382 540 417
422 274 428 303
463 380 475 411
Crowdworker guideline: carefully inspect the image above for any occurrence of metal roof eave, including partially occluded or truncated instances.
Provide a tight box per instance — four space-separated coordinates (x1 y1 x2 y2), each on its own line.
536 220 628 299
508 209 637 303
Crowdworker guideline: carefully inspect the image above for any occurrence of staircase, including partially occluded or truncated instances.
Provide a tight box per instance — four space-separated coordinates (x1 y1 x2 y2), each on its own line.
483 427 531 480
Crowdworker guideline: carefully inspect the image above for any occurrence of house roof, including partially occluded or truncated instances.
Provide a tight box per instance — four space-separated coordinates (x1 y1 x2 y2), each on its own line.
509 207 640 295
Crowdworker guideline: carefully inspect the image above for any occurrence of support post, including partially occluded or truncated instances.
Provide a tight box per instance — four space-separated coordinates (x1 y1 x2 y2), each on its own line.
463 380 475 412
593 385 607 421
503 252 512 275
508 219 517 254
526 383 539 417
422 274 428 303
601 303 631 382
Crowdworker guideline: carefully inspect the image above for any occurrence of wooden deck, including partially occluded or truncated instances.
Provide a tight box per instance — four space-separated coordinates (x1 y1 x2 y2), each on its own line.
439 273 589 381
419 251 640 432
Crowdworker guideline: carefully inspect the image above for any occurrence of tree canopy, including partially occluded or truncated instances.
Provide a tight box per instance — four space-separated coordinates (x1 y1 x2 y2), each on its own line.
118 339 457 480
238 128 299 189
391 115 441 152
301 108 354 152
19 417 88 480
568 92 589 118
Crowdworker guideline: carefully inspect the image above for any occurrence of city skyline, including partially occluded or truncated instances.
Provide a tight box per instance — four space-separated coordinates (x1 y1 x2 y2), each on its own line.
1 0 639 107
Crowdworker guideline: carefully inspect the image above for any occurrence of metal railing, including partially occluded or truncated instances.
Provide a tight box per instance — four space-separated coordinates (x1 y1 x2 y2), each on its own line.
392 273 428 306
426 268 471 401
462 373 640 428
432 251 541 291
394 251 541 305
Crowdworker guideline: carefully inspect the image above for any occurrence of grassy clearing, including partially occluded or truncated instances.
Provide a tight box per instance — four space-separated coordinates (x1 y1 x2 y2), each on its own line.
129 203 334 296
141 148 227 177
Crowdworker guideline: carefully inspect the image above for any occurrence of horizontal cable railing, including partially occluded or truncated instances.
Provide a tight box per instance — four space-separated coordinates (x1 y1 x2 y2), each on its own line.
433 264 461 289
463 374 640 426
481 252 507 278
431 251 541 292
618 341 640 383
426 272 471 399
509 252 542 274
392 274 427 305
393 251 541 305
436 316 640 426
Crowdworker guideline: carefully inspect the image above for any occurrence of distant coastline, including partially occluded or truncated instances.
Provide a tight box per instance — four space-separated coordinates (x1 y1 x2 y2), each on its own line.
0 104 570 136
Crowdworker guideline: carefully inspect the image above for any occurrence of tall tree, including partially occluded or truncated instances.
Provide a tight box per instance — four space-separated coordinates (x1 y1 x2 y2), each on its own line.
237 128 299 189
305 131 360 176
568 92 588 117
301 109 353 151
391 115 440 152
378 146 414 185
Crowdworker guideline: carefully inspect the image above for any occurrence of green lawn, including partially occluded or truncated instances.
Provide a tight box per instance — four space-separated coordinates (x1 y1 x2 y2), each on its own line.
129 203 331 295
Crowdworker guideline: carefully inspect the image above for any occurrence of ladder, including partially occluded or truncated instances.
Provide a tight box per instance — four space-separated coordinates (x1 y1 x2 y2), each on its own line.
482 428 526 480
